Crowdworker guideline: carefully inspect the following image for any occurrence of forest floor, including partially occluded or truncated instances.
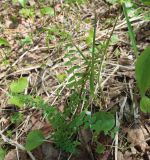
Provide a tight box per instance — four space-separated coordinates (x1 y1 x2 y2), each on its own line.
0 0 150 160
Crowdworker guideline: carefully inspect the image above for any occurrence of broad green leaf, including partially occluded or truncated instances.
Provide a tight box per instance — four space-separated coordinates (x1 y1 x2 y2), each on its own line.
18 0 27 7
0 147 6 160
141 0 150 5
135 46 150 96
8 96 24 107
140 96 150 113
96 143 105 154
10 77 28 93
0 38 9 47
40 7 54 16
91 111 115 134
25 130 45 151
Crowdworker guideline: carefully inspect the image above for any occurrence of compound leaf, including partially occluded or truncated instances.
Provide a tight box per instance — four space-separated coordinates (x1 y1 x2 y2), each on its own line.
8 96 24 107
10 77 28 93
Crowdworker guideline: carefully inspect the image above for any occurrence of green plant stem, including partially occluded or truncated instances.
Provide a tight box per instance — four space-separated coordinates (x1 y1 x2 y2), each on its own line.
90 13 97 96
96 15 118 93
123 3 139 58
71 39 89 64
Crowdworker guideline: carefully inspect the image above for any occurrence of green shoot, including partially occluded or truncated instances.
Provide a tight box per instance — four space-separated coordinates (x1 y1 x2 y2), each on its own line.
122 3 139 58
90 13 97 96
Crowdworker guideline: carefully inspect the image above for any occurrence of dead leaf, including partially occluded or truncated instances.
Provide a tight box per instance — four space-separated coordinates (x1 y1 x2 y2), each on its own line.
124 150 133 160
41 122 53 136
127 126 148 152
117 151 124 160
28 0 35 6
5 149 17 160
119 56 133 66
31 115 52 136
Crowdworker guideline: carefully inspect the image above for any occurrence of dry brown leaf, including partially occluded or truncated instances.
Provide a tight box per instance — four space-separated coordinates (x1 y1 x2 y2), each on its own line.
28 0 35 6
41 122 53 136
4 149 17 160
117 151 124 160
124 150 133 160
31 115 52 136
119 56 132 66
127 127 148 152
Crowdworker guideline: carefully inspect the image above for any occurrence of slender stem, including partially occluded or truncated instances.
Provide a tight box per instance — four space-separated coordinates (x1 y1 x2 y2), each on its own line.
123 3 139 58
90 12 97 96
97 15 118 92
71 40 88 63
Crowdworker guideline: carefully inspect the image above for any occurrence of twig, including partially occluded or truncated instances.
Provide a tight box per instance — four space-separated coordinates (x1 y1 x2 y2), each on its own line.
114 96 127 160
115 113 119 160
101 65 119 88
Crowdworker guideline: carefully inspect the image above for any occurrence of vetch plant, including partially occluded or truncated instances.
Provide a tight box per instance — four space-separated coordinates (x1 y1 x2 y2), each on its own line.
5 7 118 155
7 77 115 153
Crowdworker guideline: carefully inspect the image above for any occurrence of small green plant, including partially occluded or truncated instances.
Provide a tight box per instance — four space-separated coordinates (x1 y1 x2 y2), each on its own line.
0 38 10 64
40 7 54 16
21 36 33 46
0 38 10 47
8 77 115 153
19 8 35 18
120 1 150 113
6 3 119 154
8 77 28 107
